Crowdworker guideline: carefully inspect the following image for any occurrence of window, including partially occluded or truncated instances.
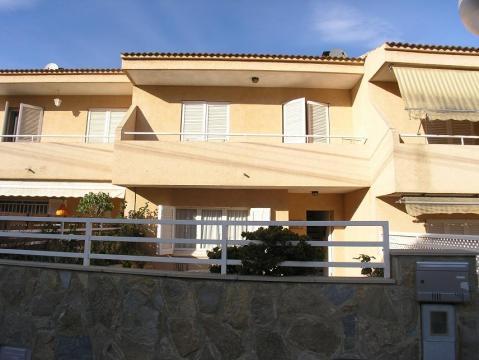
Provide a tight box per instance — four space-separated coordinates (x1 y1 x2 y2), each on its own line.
422 119 479 145
430 311 449 336
86 109 127 144
175 208 249 251
2 103 43 142
181 102 229 141
0 200 48 215
283 98 329 144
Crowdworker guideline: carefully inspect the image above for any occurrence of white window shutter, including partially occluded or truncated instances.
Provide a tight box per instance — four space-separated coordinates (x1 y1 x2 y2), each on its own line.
206 104 228 141
2 101 9 142
307 101 329 143
87 111 108 144
247 208 271 232
16 103 43 142
182 103 206 141
157 205 175 255
108 111 126 143
283 98 306 143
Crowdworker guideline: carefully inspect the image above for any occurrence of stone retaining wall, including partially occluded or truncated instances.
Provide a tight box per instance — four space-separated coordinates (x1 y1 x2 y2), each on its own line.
0 254 477 360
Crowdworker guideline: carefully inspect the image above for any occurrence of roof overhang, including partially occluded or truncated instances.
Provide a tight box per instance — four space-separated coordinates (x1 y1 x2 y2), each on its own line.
0 73 132 95
122 58 364 89
370 44 479 82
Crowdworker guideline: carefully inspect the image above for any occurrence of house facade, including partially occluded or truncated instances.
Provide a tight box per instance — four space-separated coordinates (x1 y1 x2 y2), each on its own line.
1 42 479 275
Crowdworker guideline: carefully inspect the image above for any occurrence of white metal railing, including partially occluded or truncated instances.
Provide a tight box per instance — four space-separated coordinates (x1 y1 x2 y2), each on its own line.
0 216 390 278
0 134 115 143
400 133 479 145
123 132 368 144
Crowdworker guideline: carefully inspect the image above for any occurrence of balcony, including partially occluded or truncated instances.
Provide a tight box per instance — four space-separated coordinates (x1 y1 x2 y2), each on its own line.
0 136 114 181
112 131 370 190
391 133 479 194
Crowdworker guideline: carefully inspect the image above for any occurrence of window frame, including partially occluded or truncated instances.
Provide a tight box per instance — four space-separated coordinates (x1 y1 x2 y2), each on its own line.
181 101 230 142
86 108 127 144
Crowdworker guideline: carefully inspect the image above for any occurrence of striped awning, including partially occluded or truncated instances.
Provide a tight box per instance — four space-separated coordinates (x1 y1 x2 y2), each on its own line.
0 181 126 198
400 197 479 216
393 67 479 121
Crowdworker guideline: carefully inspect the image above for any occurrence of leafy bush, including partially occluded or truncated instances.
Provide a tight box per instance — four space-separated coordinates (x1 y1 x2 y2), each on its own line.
86 203 157 268
207 246 242 274
34 201 157 268
353 254 384 277
207 226 323 276
76 192 114 218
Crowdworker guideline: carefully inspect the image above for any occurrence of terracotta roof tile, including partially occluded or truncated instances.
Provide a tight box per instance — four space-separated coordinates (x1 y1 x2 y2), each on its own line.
121 52 364 64
385 42 479 54
0 68 124 75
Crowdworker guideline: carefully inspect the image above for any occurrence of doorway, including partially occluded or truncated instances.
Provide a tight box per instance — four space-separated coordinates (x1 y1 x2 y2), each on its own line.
306 210 331 241
3 108 19 142
306 210 332 276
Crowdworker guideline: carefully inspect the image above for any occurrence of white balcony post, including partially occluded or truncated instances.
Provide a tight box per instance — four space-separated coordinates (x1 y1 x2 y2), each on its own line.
461 136 465 145
382 222 390 278
221 223 228 275
83 221 92 266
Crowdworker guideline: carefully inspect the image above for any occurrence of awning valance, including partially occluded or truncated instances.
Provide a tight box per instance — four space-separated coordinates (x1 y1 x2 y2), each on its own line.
393 67 479 121
0 181 126 199
400 196 479 216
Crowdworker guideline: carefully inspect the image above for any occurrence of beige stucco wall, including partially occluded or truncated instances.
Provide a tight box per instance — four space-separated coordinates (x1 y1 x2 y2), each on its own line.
0 95 131 141
113 140 371 189
130 85 355 141
0 143 114 181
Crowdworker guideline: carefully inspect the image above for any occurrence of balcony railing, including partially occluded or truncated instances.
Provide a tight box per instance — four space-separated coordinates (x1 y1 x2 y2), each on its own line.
400 133 479 145
122 132 368 144
0 134 115 143
0 216 390 278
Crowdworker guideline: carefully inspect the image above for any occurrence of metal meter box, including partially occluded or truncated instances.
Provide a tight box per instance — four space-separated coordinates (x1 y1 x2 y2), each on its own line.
421 304 456 360
416 262 470 303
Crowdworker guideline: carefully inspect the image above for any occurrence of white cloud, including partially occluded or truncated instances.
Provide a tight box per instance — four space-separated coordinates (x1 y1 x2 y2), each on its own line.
0 0 39 10
313 3 400 47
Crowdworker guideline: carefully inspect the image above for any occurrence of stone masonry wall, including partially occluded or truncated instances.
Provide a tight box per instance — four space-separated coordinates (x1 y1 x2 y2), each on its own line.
0 255 477 360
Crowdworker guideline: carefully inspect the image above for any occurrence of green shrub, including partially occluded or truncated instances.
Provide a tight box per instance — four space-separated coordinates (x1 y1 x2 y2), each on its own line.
76 192 114 218
207 226 323 276
353 254 384 277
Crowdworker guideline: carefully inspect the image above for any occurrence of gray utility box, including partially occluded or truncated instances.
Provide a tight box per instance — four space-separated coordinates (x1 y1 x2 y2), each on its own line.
416 262 470 303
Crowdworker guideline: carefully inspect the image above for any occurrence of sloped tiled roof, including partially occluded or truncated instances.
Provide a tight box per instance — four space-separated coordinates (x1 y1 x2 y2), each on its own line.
121 52 364 64
0 68 124 75
386 42 479 55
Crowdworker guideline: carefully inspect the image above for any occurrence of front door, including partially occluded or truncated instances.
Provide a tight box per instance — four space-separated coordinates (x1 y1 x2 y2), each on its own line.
306 210 332 276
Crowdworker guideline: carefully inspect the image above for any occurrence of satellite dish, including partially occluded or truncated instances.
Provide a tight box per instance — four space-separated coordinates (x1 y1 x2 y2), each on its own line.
459 0 479 35
44 63 59 70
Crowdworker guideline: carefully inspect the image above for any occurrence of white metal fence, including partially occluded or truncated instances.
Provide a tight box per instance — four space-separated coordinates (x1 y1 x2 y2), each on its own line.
0 216 390 278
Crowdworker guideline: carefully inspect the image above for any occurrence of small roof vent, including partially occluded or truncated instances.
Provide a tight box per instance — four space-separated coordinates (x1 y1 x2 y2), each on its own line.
44 63 59 70
322 49 348 58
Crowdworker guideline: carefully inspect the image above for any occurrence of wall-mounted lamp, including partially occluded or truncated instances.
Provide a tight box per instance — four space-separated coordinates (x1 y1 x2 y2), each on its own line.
53 97 62 107
251 76 259 84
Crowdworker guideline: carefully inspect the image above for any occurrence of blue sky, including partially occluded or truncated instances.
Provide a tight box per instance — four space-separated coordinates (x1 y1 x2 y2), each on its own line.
0 0 477 69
